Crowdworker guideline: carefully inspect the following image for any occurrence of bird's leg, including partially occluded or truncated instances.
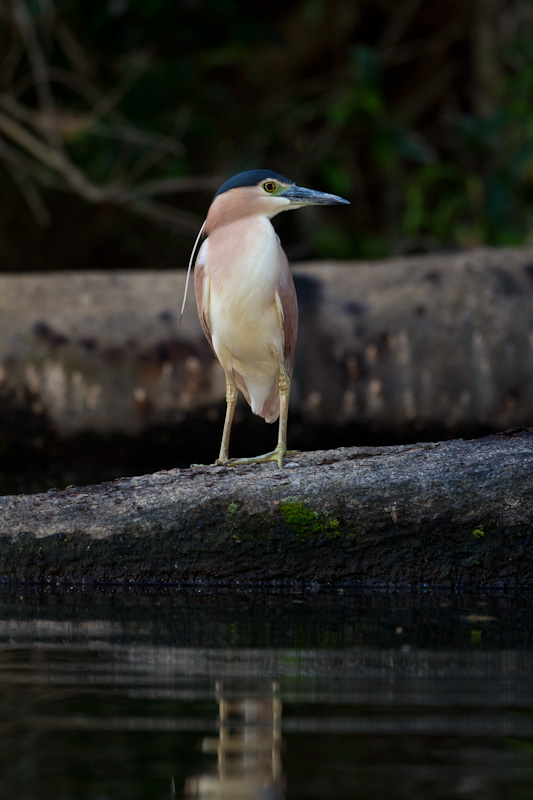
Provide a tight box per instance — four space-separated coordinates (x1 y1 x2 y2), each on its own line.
216 378 238 464
273 365 291 463
227 362 296 469
191 377 236 467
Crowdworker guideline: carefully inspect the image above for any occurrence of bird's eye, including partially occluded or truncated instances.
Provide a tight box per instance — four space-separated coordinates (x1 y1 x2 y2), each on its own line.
262 181 277 193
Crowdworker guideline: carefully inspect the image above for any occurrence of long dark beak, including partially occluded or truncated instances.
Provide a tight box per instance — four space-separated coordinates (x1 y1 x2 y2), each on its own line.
282 185 350 206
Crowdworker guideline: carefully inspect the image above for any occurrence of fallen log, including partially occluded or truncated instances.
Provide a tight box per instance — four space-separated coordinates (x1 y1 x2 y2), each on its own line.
0 430 531 587
2 246 533 443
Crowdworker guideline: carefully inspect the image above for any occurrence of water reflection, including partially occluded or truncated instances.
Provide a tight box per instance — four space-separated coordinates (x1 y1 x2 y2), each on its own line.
0 588 532 799
183 681 284 800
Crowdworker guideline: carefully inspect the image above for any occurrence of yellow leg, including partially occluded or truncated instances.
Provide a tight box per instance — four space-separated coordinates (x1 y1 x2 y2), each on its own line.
191 377 236 467
216 379 238 464
227 364 296 469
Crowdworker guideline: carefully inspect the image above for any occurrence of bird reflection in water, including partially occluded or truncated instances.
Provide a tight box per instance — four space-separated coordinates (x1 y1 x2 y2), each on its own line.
181 680 284 799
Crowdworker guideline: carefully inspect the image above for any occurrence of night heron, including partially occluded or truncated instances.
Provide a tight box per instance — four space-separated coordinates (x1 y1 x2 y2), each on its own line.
182 169 349 467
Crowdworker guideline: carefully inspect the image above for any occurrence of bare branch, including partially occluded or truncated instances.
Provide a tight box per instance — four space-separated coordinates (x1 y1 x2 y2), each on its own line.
10 0 61 150
0 1 201 233
55 17 92 78
88 121 183 156
0 90 183 164
0 108 202 230
0 136 50 224
0 25 24 89
0 108 97 195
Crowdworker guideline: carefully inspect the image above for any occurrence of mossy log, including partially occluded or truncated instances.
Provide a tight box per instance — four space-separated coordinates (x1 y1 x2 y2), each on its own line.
0 430 531 587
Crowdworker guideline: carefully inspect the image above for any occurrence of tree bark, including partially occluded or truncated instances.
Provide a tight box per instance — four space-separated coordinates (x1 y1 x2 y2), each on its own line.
0 429 531 587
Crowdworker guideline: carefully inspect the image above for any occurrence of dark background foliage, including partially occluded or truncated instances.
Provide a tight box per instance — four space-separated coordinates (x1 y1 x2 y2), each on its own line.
0 0 532 271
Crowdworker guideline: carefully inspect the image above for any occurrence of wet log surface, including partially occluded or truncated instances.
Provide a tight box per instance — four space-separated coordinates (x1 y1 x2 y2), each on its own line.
0 429 531 588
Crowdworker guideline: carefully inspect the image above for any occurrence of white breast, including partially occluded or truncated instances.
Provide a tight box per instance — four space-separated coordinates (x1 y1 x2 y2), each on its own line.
204 217 285 415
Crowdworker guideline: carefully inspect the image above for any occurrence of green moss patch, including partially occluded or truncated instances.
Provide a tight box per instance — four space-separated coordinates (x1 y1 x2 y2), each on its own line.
280 500 340 542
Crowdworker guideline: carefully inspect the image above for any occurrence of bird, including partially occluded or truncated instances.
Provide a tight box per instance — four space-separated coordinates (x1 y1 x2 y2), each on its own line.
181 169 350 468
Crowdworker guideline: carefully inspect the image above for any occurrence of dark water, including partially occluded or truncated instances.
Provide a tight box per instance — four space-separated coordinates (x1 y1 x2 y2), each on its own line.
0 588 532 799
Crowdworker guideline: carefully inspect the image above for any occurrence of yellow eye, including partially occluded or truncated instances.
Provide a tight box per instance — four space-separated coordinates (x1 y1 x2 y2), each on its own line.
262 181 277 193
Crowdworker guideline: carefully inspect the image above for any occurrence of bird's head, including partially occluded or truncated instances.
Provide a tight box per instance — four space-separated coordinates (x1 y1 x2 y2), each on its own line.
211 169 350 220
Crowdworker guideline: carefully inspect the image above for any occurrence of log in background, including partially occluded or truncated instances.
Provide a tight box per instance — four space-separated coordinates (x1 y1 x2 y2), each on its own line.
1 246 532 450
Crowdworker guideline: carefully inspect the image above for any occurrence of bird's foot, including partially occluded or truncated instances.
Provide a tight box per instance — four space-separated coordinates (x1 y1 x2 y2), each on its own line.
191 450 299 469
225 447 298 470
